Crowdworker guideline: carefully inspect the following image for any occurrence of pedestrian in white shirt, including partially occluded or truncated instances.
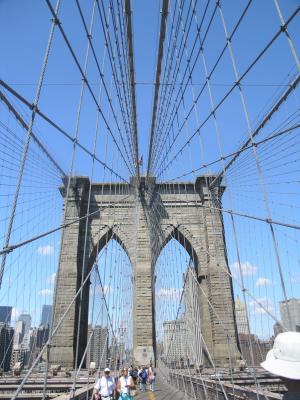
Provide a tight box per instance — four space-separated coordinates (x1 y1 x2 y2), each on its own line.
93 368 116 400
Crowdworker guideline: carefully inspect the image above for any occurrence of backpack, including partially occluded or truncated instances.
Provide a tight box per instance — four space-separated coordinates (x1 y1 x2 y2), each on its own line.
133 369 138 379
141 370 147 379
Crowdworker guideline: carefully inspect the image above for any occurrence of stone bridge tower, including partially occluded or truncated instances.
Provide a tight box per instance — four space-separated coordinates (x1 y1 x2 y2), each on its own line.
50 175 240 368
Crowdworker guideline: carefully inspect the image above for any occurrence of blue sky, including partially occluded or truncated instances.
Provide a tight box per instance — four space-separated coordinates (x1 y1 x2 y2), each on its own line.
0 0 299 343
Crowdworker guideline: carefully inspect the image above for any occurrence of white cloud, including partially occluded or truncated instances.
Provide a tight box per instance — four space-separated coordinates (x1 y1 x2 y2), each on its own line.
231 261 258 278
11 307 20 322
256 277 272 287
38 245 54 256
156 288 182 300
38 288 53 297
250 297 273 315
48 273 56 285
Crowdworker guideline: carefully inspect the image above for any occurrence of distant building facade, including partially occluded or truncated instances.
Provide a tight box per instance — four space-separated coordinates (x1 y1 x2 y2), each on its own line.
13 320 24 349
184 266 202 367
10 348 29 369
18 314 31 336
40 305 52 327
0 323 14 371
36 325 49 349
239 333 272 366
0 306 12 325
86 325 108 369
163 319 187 364
273 322 283 337
280 298 300 331
235 296 249 335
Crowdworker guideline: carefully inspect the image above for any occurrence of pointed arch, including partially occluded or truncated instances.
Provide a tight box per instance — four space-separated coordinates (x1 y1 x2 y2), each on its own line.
154 225 199 274
88 225 133 269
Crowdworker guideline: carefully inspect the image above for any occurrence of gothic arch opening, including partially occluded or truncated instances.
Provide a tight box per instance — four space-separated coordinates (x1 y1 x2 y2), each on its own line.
86 228 134 370
154 232 201 368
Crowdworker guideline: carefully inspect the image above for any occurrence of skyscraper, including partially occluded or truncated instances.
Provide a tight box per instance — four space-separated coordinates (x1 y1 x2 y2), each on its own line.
163 319 187 364
13 320 24 349
280 298 300 331
0 306 12 325
36 325 49 348
40 305 52 327
18 314 31 335
86 325 108 369
235 296 249 335
0 323 14 371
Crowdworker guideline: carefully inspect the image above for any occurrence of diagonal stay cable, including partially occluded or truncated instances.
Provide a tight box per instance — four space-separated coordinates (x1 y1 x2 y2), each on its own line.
0 89 66 178
147 0 169 178
151 0 202 172
155 5 300 177
152 0 219 171
0 79 129 183
0 0 61 290
167 123 300 181
209 73 300 187
0 193 131 256
124 0 140 177
44 0 134 176
74 0 135 168
98 0 136 162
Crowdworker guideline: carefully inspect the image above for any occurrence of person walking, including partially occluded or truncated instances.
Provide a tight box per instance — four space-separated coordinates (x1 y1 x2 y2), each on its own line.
139 366 147 392
93 367 116 400
137 366 142 390
132 367 139 385
261 332 300 399
148 365 156 392
117 367 135 400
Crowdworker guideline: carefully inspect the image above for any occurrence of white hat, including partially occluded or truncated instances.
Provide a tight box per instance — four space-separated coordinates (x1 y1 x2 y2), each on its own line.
104 368 110 372
261 332 300 380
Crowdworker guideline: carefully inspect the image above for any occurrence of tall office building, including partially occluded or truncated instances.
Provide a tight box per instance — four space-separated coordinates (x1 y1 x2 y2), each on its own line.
235 296 249 335
13 320 24 349
163 319 187 364
36 325 49 348
280 298 300 331
10 348 29 369
184 267 202 367
40 305 52 327
0 323 14 371
0 306 12 325
18 314 31 335
86 325 108 369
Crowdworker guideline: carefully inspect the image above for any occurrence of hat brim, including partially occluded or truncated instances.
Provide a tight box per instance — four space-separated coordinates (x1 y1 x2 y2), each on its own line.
261 349 300 380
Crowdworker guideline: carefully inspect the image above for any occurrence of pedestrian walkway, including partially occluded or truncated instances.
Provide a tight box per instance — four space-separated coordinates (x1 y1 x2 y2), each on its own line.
135 376 185 400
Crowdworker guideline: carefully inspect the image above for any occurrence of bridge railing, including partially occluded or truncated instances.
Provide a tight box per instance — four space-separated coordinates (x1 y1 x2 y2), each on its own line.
52 384 94 400
158 364 283 400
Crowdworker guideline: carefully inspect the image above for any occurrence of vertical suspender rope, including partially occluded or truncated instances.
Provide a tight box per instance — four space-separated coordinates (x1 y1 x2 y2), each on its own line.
217 0 293 329
189 4 261 394
0 0 61 289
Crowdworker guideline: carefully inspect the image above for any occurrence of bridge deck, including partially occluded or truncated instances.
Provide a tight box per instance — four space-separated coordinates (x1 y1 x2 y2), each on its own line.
135 377 184 400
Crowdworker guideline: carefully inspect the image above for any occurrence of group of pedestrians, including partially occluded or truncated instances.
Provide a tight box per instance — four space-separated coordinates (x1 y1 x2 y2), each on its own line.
93 365 156 400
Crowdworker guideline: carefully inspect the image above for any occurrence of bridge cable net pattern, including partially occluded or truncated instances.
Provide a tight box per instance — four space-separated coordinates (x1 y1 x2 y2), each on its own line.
0 0 299 399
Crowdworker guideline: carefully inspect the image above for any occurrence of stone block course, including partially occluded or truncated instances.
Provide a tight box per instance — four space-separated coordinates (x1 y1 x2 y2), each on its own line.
50 176 239 368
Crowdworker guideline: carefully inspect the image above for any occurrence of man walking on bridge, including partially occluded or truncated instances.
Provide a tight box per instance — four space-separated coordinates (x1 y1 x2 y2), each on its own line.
93 368 116 400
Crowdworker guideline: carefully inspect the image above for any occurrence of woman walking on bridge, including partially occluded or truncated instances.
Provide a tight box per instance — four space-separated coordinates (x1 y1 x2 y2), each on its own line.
117 367 135 400
148 365 156 392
